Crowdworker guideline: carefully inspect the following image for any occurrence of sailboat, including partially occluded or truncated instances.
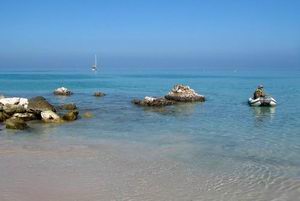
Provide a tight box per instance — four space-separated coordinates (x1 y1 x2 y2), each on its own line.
91 54 97 71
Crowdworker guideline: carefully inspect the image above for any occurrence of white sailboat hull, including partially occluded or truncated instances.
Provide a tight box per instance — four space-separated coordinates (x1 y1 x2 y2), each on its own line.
91 55 98 71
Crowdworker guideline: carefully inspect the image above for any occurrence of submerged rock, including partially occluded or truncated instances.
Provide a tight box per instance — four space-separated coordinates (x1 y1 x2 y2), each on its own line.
0 111 10 122
5 118 28 130
62 110 79 121
82 111 93 118
165 84 205 102
132 96 175 107
28 96 56 113
41 110 60 122
59 103 77 110
53 87 72 96
94 92 106 97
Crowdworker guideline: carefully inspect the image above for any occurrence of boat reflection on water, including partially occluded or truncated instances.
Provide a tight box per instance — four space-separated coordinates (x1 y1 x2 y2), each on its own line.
251 106 276 126
253 106 276 116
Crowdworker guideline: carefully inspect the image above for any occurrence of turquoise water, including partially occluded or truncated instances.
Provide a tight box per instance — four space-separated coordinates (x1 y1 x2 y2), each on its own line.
1 69 300 200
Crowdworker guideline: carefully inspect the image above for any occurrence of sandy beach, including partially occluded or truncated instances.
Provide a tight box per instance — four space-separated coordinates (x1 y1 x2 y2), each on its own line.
0 134 299 201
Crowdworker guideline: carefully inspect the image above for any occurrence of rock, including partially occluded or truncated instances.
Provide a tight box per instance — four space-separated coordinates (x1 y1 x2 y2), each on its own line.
5 118 28 130
165 84 205 102
53 87 73 96
94 92 106 97
0 97 28 108
59 103 77 110
3 105 27 115
13 113 37 121
0 111 10 122
30 96 46 101
132 96 175 107
28 96 56 113
62 110 79 121
82 111 93 118
145 96 156 102
41 110 60 122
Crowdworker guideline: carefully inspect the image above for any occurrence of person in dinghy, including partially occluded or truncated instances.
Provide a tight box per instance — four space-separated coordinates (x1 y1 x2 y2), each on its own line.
248 85 277 107
253 85 266 99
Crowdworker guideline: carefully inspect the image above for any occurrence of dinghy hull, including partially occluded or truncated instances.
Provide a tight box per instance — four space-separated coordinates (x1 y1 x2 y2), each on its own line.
248 97 277 107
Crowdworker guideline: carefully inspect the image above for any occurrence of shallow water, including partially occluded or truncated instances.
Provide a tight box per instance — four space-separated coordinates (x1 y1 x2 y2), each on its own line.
0 69 300 200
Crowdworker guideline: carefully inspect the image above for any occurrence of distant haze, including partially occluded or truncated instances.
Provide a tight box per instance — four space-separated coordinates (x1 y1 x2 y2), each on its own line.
0 0 299 70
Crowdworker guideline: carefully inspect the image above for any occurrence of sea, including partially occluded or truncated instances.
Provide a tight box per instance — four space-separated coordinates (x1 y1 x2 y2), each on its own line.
0 68 299 201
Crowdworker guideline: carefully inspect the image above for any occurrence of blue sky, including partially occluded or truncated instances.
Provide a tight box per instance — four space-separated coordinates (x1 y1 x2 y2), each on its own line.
0 0 299 70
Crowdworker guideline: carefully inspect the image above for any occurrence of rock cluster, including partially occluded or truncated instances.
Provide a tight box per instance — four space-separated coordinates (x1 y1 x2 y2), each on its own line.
94 91 106 97
165 84 205 102
133 84 205 107
0 96 79 130
1 84 204 130
54 87 73 96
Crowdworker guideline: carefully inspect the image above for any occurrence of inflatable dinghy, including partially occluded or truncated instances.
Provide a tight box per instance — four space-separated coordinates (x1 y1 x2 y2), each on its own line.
248 96 277 107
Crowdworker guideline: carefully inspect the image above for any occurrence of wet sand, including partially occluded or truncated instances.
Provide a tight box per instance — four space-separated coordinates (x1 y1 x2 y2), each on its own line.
0 138 201 201
0 136 299 201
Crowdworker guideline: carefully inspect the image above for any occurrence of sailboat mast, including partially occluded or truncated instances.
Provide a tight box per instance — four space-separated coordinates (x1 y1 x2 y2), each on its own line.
95 54 97 67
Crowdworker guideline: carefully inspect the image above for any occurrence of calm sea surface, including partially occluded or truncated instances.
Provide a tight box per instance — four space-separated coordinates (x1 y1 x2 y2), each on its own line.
0 68 299 200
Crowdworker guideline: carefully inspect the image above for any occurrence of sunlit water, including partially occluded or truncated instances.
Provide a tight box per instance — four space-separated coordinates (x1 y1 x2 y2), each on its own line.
0 69 300 200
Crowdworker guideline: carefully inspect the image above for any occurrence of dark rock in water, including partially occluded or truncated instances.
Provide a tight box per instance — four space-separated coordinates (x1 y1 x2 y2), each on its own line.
132 96 175 107
0 111 10 122
3 105 27 115
165 94 205 102
94 92 106 97
12 113 38 121
30 96 46 101
165 84 205 102
5 118 28 130
59 103 77 110
62 110 79 121
28 96 56 113
53 87 73 96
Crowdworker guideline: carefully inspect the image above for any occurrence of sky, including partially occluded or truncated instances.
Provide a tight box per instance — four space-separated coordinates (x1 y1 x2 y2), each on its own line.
0 0 299 70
